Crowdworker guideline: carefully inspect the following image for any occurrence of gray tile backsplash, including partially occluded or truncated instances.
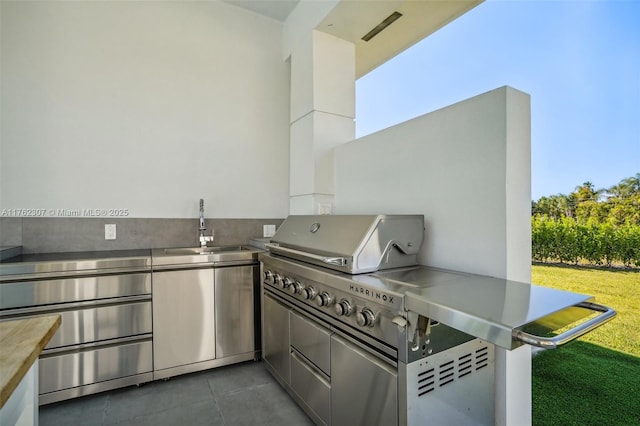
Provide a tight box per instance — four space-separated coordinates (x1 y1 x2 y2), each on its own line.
0 217 283 254
0 218 22 246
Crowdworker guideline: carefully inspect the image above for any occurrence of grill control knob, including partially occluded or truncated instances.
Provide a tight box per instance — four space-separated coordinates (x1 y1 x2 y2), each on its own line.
356 308 376 327
334 299 352 316
263 270 274 284
273 274 282 286
316 291 333 307
281 277 293 289
288 281 303 295
303 286 317 300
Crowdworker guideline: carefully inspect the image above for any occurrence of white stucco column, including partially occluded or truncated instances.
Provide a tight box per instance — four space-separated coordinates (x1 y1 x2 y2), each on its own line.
497 87 533 426
285 5 355 215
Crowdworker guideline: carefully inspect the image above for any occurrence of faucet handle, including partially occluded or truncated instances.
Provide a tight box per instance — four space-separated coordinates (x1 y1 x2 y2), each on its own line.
199 231 214 247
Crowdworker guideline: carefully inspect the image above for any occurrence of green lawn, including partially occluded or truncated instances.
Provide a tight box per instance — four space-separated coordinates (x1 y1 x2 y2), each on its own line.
531 264 640 425
532 264 639 356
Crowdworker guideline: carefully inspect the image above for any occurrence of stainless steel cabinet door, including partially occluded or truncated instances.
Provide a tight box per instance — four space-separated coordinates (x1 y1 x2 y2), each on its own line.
262 293 290 384
152 269 215 370
214 265 256 358
331 334 398 426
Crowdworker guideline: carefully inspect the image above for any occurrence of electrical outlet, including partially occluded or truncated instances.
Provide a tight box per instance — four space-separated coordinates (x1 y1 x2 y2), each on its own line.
263 224 276 238
318 203 332 215
105 224 117 240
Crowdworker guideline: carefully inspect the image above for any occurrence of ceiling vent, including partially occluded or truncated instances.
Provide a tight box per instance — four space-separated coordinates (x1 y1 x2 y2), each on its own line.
361 11 403 42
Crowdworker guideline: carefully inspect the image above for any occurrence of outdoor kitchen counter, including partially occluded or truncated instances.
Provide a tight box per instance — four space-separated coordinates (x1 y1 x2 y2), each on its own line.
0 315 61 408
0 249 152 280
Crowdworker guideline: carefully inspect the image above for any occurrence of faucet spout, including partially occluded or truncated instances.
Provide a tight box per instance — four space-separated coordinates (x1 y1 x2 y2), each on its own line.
199 199 206 232
198 199 213 247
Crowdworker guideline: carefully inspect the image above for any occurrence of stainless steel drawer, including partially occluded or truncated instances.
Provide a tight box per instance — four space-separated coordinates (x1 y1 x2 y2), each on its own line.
0 273 151 310
263 293 290 384
39 340 153 394
291 350 331 426
45 301 152 349
290 310 331 376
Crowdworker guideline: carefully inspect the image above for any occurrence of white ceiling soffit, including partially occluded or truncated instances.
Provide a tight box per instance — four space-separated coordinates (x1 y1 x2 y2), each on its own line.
221 1 482 78
221 0 300 22
318 0 484 78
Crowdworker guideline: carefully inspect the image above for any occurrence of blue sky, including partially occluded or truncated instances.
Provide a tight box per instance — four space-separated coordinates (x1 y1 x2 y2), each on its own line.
355 0 640 200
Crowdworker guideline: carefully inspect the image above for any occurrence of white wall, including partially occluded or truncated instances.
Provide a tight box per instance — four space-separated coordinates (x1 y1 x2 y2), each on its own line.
336 86 533 425
335 86 531 281
0 1 290 219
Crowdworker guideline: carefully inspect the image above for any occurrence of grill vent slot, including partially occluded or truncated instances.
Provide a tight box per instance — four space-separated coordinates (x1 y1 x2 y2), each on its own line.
458 352 473 378
417 367 435 396
438 360 455 387
417 345 491 398
475 346 489 370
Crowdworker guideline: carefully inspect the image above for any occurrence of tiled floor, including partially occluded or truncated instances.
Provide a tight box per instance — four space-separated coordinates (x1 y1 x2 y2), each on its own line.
39 361 314 426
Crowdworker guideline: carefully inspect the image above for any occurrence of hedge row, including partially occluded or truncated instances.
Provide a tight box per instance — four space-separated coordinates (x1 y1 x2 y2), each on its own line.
532 216 640 267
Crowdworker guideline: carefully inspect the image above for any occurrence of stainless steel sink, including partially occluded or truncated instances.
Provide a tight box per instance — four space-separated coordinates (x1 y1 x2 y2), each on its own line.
152 245 261 268
162 246 252 255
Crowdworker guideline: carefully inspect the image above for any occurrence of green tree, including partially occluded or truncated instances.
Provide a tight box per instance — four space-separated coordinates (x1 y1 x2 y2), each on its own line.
573 181 603 203
607 174 640 200
531 173 640 267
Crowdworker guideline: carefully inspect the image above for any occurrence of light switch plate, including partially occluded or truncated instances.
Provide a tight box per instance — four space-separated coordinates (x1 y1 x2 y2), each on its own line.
263 224 276 238
105 224 117 240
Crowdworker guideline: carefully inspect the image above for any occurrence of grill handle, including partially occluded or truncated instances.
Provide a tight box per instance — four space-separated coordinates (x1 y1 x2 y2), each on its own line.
265 244 347 267
513 301 616 349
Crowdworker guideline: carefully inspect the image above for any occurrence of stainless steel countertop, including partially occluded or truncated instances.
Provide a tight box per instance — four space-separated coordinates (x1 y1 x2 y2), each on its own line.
373 266 594 350
0 249 152 280
0 246 265 280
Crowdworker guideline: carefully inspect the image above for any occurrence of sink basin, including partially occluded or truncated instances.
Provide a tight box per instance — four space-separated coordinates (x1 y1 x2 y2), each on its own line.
152 245 260 267
162 246 252 256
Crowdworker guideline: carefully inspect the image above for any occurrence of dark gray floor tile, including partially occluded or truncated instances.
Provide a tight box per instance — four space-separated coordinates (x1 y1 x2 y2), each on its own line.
38 362 313 426
39 393 108 426
107 399 224 426
207 361 273 396
215 382 313 426
104 373 214 424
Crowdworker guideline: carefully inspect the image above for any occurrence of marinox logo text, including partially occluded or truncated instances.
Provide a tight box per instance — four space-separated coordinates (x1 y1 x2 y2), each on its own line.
349 285 394 304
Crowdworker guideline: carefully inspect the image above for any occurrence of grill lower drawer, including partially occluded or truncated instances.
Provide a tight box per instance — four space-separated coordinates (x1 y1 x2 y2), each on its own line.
290 350 331 426
39 339 153 394
290 311 331 376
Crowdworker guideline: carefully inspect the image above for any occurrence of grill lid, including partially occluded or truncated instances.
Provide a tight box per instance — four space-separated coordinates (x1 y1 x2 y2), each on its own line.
267 215 424 274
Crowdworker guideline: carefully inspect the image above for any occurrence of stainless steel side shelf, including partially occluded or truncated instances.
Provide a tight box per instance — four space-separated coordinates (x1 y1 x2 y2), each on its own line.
398 269 617 351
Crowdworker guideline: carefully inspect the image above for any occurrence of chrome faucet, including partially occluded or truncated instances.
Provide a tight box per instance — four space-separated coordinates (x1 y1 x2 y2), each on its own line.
198 199 214 247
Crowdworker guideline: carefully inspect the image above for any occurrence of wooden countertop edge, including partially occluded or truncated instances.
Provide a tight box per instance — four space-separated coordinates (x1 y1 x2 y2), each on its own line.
0 315 61 409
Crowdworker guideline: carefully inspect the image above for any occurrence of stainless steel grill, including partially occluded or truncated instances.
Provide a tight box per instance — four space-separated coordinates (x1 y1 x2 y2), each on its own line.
267 214 424 274
260 214 616 426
